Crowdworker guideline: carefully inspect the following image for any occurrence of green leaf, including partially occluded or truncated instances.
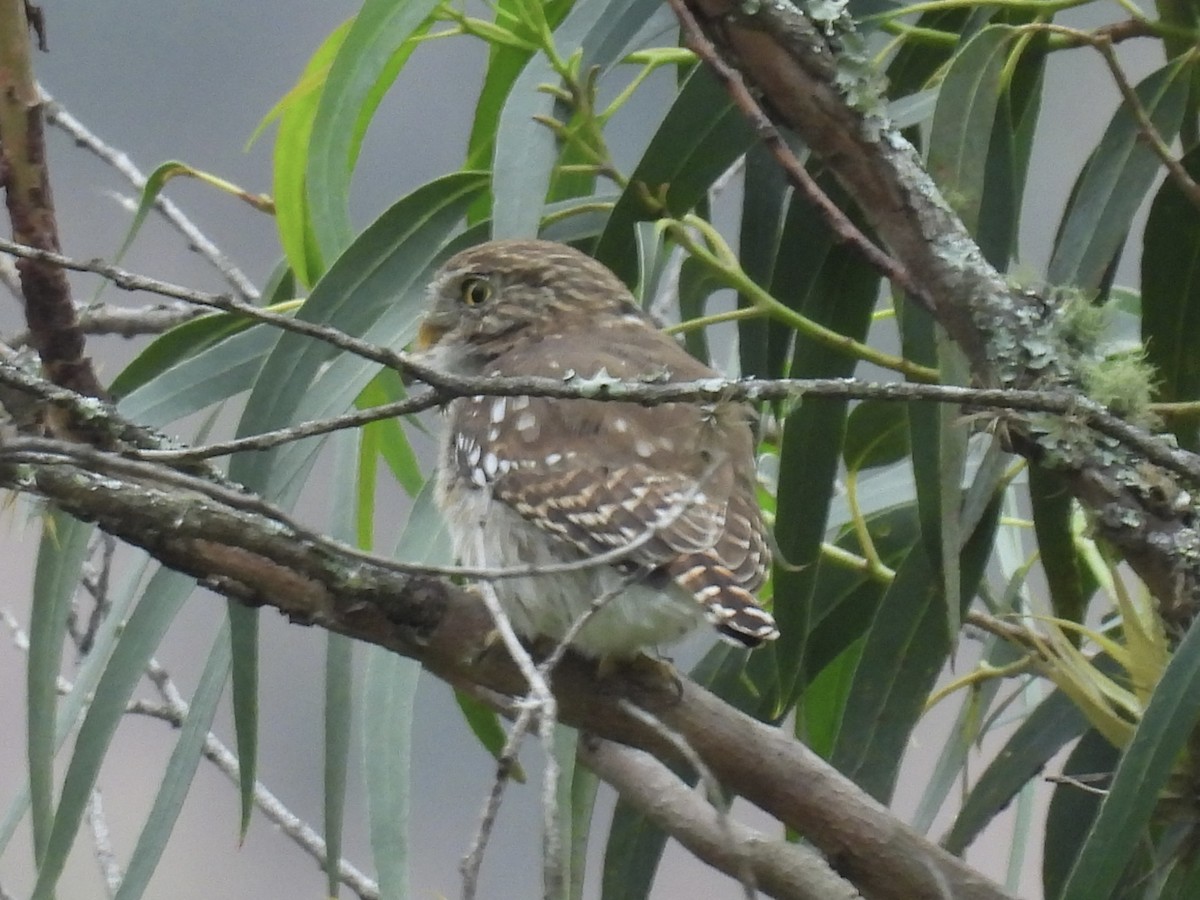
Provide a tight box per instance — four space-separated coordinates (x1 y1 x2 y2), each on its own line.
1142 146 1200 451
463 0 574 223
911 532 1035 835
553 727 597 900
737 142 788 380
566 765 598 900
27 513 93 863
453 690 523 780
1 553 152 855
231 171 488 507
830 495 999 802
112 621 232 900
842 399 911 473
676 255 720 364
927 24 1014 233
803 504 922 685
1029 463 1087 627
116 324 278 427
272 19 352 285
1042 729 1120 899
491 47 563 239
944 686 1088 854
601 796 676 900
1059 609 1200 899
324 430 359 896
492 0 660 237
577 0 662 67
898 298 969 644
31 569 196 900
1049 59 1190 291
362 647 420 900
977 31 1046 267
228 602 259 840
595 64 755 284
307 0 441 261
113 264 298 424
771 181 881 710
802 639 864 758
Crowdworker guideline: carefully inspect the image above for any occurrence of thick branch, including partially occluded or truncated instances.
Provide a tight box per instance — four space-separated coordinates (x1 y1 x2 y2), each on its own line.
0 372 1015 900
674 0 1200 626
0 1 103 397
579 736 864 900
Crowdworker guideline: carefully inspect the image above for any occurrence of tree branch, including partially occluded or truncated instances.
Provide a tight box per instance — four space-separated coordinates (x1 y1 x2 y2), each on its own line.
39 89 260 302
0 1 104 397
673 0 1200 627
0 367 1017 900
579 736 864 900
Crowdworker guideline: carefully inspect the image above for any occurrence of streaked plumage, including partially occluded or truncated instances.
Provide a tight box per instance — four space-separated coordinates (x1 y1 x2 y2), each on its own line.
416 239 777 658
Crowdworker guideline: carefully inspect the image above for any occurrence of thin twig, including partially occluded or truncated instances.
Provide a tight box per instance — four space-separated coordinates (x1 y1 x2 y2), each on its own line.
459 537 561 900
87 790 123 898
126 371 1200 492
1025 25 1200 213
0 606 380 900
1 238 1194 489
125 695 380 900
666 0 930 310
617 698 756 899
6 302 204 346
0 235 412 376
40 89 260 302
4 235 1189 491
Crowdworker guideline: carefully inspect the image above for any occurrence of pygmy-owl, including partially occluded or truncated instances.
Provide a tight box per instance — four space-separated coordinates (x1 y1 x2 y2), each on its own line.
415 239 777 658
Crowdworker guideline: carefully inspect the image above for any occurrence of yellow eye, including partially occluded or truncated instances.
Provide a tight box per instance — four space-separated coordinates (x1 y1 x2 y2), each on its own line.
460 277 492 307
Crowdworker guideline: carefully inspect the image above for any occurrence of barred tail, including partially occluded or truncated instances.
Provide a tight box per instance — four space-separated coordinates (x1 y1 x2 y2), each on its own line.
669 553 779 648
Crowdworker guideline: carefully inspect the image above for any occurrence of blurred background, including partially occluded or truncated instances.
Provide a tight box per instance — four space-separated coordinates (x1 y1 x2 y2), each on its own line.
0 1 1165 897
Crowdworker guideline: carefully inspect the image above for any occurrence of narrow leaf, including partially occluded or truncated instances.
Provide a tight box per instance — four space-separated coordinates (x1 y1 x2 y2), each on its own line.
1029 463 1087 627
307 0 441 261
27 513 93 862
1049 59 1190 291
323 431 360 896
1060 613 1200 899
112 621 232 900
595 64 755 283
273 19 352 285
927 24 1014 233
31 569 195 899
1142 146 1200 451
362 648 420 900
944 687 1088 854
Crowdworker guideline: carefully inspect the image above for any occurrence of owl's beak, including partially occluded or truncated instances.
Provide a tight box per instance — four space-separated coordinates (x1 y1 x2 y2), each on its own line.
415 319 447 350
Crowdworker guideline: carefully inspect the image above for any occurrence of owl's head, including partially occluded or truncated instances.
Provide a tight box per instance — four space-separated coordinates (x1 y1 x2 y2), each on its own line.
416 239 643 369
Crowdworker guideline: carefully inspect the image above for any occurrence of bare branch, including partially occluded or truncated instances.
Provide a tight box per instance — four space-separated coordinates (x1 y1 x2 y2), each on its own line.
6 301 203 346
0 0 104 396
39 89 260 302
1 606 380 900
0 414 1017 900
672 0 1200 624
86 791 122 898
579 736 864 900
129 667 380 900
666 0 927 309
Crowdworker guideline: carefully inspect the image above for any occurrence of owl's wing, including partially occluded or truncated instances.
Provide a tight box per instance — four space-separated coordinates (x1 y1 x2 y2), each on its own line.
450 393 769 589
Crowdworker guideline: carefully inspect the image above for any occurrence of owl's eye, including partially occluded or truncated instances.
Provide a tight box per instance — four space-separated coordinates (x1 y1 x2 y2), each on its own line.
460 277 492 307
